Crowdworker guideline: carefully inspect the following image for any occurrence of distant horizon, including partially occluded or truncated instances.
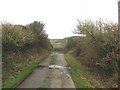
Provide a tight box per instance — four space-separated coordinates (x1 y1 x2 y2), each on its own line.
1 18 117 39
1 18 118 39
0 0 118 39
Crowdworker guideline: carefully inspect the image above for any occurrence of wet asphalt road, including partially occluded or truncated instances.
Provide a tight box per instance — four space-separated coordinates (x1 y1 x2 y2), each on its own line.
17 52 75 88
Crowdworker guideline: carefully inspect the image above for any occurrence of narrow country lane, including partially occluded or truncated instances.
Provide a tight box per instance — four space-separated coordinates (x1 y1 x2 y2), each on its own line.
17 52 75 88
17 55 51 88
50 53 75 88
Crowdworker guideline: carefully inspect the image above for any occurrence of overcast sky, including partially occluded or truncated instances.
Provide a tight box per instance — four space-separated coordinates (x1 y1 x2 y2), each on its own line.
0 0 118 39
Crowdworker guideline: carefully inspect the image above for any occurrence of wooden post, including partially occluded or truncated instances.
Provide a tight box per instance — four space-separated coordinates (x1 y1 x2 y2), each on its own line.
118 0 120 39
118 0 120 88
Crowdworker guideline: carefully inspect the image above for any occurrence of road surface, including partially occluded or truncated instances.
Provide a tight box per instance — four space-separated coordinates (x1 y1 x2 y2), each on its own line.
17 52 75 88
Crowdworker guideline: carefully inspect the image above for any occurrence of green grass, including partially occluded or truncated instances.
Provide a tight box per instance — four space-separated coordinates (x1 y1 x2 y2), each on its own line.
50 55 56 65
64 53 95 88
52 43 64 49
2 54 49 88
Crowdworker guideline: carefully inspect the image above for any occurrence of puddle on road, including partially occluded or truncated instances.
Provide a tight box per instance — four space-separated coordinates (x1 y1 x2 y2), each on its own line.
49 65 70 77
38 64 70 75
38 64 70 69
48 65 70 69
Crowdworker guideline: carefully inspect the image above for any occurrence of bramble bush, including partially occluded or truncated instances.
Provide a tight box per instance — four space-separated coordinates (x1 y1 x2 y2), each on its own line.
2 21 51 81
66 19 118 76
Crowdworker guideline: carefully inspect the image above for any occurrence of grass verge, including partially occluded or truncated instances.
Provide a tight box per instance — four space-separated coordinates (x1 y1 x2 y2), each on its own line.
64 53 95 88
2 54 49 89
50 55 56 65
52 43 63 48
